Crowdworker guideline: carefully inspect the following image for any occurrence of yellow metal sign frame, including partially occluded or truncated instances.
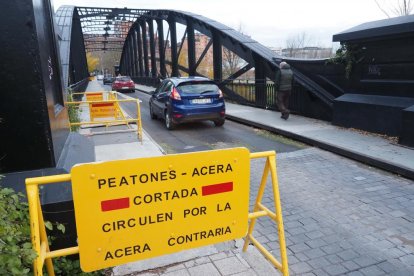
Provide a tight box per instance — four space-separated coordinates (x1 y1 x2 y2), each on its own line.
67 91 143 143
71 148 250 271
25 150 289 276
85 92 104 101
245 151 289 275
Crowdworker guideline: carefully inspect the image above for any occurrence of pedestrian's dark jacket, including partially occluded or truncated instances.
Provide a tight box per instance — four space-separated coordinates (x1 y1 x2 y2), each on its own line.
276 63 293 92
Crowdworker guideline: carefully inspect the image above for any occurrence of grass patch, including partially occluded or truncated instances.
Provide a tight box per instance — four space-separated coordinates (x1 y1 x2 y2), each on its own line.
254 128 308 148
67 92 80 132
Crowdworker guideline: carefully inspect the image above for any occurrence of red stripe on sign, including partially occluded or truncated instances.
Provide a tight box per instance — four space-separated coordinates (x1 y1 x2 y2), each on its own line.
202 182 233 196
92 103 114 107
101 197 130 212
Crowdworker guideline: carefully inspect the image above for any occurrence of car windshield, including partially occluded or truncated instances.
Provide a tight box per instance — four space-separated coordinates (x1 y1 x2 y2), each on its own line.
177 82 219 94
116 77 131 82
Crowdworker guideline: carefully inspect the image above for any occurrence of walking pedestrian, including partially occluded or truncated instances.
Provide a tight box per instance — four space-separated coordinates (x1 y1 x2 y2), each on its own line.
276 61 293 120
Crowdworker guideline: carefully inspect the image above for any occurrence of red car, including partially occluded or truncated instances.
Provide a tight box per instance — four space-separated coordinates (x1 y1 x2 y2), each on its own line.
111 76 135 93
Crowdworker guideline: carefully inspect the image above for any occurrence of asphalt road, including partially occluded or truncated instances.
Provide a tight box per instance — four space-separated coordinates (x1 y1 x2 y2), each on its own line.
103 84 306 154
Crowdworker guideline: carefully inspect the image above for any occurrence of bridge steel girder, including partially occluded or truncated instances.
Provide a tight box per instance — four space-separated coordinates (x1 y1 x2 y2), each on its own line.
124 35 129 75
187 20 196 76
128 35 134 76
123 37 128 75
57 6 280 85
148 19 157 77
141 21 149 77
135 23 144 76
132 29 139 77
120 40 126 75
168 17 179 77
118 9 280 83
212 30 223 83
125 40 131 75
156 19 166 78
130 34 136 76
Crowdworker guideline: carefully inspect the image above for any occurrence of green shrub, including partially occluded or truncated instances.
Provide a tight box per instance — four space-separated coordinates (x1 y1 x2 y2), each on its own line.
327 43 364 79
0 186 37 275
67 91 80 132
0 184 107 275
52 257 105 276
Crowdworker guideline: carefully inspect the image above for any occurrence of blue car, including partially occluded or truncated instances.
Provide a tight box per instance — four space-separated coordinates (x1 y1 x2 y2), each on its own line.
149 77 225 130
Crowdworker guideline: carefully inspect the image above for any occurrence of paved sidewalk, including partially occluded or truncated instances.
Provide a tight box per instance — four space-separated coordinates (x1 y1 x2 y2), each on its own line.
135 83 414 180
225 103 414 180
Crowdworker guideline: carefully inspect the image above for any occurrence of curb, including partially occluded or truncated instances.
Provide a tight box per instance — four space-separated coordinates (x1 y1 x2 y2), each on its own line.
226 114 414 180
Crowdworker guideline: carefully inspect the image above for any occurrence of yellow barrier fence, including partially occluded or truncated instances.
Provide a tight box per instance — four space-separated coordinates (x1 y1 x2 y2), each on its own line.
25 151 288 275
67 91 143 143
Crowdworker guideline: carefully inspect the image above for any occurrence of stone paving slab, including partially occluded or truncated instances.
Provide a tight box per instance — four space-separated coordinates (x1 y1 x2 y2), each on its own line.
112 240 280 276
251 148 414 275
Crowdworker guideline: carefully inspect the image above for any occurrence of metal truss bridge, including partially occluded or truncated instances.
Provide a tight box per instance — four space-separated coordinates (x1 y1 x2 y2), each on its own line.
55 6 339 117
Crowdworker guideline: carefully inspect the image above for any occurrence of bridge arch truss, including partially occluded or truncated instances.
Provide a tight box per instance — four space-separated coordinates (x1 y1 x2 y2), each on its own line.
119 10 284 107
55 6 333 113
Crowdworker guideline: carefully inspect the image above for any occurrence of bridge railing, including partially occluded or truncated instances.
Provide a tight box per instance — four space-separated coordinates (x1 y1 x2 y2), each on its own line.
128 76 306 115
224 79 277 110
223 79 306 114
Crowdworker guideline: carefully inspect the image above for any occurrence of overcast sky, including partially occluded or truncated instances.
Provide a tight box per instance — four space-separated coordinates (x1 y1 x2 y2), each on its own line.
52 0 388 48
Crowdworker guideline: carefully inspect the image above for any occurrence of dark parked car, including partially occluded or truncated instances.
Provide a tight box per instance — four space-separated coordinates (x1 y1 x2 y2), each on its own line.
149 77 225 130
111 76 135 93
103 74 114 84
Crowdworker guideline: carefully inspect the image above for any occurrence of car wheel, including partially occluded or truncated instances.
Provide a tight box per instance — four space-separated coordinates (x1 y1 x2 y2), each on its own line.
149 103 157 119
214 119 225 127
165 111 175 130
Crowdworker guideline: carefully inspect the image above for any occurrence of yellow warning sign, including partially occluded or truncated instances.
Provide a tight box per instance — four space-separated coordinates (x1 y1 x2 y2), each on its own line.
89 102 116 119
86 92 104 101
71 148 250 272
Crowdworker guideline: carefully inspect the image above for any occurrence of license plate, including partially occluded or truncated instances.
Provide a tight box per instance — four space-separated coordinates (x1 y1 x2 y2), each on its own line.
192 98 211 104
122 86 129 89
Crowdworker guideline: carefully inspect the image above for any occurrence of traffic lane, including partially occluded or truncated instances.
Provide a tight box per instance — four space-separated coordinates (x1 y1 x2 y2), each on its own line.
118 90 306 154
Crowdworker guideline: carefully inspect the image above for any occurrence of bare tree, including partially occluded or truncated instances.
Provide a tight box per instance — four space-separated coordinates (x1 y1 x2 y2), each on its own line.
374 0 413 17
284 33 334 59
222 23 247 79
284 32 311 58
285 36 298 57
